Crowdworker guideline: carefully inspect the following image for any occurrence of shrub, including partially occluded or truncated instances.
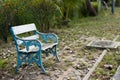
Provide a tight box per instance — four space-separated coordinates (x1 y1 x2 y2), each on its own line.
91 2 98 12
0 0 17 43
30 0 58 32
115 0 120 6
0 0 60 43
0 0 36 43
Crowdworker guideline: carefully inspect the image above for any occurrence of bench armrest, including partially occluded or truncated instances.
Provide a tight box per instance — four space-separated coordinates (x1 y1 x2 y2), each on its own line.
15 36 42 51
36 31 58 43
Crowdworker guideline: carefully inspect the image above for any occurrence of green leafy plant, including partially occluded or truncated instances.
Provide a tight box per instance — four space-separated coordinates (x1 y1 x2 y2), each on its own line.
56 0 82 25
30 0 58 32
0 0 34 43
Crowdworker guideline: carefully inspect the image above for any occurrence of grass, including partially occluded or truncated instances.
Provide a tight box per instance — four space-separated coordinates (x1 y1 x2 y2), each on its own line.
0 59 6 69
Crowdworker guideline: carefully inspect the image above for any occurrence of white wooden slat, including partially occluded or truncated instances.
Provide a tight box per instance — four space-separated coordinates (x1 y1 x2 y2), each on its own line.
42 43 57 51
22 34 39 40
12 23 37 35
19 43 57 53
17 35 39 45
19 45 39 53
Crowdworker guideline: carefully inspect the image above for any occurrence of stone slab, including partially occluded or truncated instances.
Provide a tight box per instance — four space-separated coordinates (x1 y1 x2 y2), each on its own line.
87 40 120 49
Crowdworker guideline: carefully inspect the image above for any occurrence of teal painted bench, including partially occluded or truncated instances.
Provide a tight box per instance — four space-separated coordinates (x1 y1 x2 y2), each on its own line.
10 23 60 73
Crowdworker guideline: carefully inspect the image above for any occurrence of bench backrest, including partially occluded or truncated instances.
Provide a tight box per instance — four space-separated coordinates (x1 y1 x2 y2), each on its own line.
11 23 37 35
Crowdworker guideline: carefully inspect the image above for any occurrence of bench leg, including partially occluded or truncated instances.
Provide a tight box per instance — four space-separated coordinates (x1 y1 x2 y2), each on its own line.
53 46 60 62
16 53 22 72
37 51 46 73
55 47 60 62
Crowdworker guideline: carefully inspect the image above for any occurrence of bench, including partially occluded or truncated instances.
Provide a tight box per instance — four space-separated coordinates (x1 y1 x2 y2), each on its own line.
10 23 60 73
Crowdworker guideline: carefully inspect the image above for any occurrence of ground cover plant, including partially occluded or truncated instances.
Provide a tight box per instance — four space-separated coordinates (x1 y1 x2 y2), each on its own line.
1 7 120 80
